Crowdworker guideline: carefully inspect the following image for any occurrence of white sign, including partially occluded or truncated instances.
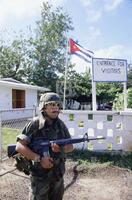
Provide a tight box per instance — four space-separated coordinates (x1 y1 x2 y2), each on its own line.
92 58 127 82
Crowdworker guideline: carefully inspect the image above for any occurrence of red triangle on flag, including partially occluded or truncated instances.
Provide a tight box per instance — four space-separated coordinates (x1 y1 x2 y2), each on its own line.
69 38 80 53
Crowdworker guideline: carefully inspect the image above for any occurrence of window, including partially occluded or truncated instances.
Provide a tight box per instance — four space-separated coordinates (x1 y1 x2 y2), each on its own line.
12 89 25 108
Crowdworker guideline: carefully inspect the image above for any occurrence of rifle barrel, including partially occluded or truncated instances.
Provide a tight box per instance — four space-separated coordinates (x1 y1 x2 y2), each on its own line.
50 137 105 146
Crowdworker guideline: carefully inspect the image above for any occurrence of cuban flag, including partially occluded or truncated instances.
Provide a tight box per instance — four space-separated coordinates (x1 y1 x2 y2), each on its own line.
69 38 94 63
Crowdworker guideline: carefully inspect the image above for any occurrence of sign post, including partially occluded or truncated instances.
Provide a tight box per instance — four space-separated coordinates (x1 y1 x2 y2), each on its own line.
92 79 97 111
123 82 127 110
92 58 127 111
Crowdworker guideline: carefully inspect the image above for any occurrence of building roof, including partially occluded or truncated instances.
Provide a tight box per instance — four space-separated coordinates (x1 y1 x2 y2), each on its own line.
0 78 50 92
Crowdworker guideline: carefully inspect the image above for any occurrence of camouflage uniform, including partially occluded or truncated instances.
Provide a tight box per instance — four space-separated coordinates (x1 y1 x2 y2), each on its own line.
17 113 71 200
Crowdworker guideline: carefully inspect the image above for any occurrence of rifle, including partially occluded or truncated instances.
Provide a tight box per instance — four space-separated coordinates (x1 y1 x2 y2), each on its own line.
7 133 105 158
7 133 105 175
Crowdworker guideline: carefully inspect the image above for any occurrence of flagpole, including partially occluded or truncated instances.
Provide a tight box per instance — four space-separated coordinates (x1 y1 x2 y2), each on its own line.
67 38 94 110
63 36 69 110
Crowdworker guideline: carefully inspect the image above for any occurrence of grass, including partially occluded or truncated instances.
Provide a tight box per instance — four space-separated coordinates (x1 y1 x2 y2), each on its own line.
2 128 21 151
68 149 132 170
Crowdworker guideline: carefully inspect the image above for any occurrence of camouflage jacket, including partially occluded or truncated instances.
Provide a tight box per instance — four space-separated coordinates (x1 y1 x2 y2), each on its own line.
17 114 71 178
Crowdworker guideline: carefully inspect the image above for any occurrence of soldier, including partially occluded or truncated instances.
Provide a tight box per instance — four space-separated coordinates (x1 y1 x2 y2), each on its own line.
16 92 73 200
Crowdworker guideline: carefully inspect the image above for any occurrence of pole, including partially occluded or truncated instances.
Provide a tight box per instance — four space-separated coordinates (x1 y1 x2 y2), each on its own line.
63 37 69 110
92 80 97 111
123 82 127 111
91 59 97 111
0 112 2 161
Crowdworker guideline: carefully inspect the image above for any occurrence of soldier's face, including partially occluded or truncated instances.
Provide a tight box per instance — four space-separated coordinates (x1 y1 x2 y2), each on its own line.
44 102 60 119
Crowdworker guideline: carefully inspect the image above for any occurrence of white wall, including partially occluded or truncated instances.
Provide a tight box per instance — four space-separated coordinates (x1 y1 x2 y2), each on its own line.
59 110 132 152
0 85 12 109
26 89 37 108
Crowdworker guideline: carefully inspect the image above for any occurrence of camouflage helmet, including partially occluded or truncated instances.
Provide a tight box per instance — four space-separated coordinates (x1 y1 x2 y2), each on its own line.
39 92 61 110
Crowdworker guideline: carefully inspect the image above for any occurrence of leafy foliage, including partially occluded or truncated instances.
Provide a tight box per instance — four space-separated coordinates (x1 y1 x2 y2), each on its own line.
25 2 73 90
128 88 132 108
0 39 29 81
58 68 92 101
112 93 124 110
96 82 122 103
127 68 132 88
73 71 92 96
113 87 132 110
0 1 73 91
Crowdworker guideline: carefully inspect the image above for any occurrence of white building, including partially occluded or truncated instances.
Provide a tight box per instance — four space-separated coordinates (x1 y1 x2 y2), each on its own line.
0 78 50 110
0 78 50 120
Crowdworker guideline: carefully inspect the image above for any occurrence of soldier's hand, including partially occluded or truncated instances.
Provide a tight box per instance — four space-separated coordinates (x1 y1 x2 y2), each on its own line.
51 143 61 153
40 157 53 169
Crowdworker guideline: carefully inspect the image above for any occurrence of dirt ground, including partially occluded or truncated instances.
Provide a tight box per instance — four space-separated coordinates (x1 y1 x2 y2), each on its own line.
0 158 132 200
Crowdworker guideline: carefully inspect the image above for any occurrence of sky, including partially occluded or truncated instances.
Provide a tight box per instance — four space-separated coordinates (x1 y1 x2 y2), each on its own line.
0 0 132 73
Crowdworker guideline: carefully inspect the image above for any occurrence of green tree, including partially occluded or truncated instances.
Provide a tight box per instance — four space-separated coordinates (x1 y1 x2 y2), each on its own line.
0 38 29 81
128 88 132 108
26 2 73 90
127 68 132 88
58 68 92 101
112 88 132 110
112 92 124 110
0 1 73 90
73 71 91 96
96 82 122 104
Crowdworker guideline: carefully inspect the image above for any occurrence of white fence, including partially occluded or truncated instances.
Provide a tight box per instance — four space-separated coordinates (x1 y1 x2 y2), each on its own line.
59 110 132 152
0 109 132 161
